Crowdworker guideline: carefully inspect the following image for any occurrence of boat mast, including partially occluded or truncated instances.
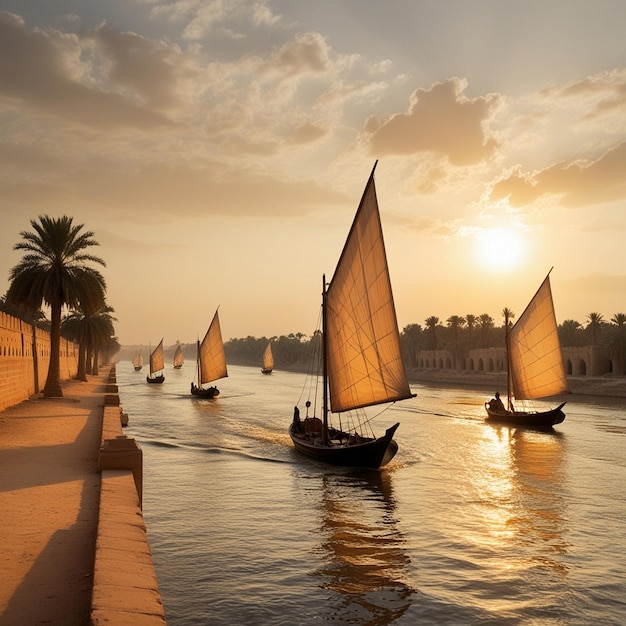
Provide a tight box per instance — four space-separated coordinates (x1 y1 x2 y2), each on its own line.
196 339 201 388
505 309 513 411
321 273 330 445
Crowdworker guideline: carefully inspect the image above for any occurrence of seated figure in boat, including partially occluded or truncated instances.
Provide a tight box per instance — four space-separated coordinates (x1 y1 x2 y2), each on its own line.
488 391 508 413
292 406 303 433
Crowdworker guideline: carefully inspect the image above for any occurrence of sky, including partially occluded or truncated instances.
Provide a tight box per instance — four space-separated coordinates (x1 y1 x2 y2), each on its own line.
1 1 625 346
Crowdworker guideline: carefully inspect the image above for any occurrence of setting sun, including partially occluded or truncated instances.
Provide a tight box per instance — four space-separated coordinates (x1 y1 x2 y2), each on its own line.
475 228 525 271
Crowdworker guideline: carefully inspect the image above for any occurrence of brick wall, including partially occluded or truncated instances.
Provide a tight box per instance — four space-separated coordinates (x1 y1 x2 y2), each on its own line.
0 311 79 411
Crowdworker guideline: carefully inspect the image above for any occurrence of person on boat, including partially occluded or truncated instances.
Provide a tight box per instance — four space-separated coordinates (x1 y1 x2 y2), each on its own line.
293 406 303 433
489 391 507 413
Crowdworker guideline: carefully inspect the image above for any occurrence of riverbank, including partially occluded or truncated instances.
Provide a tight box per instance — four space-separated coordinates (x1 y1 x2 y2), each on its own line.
0 368 165 625
406 368 626 398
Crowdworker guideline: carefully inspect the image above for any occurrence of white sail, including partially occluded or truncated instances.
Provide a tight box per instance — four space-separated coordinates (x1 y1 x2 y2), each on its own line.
199 310 228 385
508 274 568 400
262 342 274 371
150 339 164 374
325 166 413 413
132 351 143 368
173 344 184 368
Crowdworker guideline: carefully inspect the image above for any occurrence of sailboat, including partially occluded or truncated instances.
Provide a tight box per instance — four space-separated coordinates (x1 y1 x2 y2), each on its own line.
289 161 415 469
146 339 165 384
261 341 273 374
191 309 228 398
173 343 184 369
485 270 568 428
132 350 143 371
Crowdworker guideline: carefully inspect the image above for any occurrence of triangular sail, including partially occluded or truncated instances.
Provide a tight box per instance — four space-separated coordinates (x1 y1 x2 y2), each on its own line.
262 342 274 370
150 339 164 374
326 165 413 413
132 351 143 368
508 274 568 400
199 310 228 384
173 344 184 367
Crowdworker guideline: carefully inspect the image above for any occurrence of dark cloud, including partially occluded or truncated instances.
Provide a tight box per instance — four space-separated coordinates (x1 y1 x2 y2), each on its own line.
491 142 626 208
0 11 177 130
362 77 501 165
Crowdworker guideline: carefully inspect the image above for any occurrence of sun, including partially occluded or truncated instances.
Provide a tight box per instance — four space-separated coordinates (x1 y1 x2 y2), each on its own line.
475 227 525 271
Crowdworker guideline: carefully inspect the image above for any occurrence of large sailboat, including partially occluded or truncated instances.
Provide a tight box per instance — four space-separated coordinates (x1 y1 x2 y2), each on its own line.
485 270 568 428
132 350 143 371
146 339 165 384
261 341 274 374
173 343 184 369
289 162 415 469
191 309 228 399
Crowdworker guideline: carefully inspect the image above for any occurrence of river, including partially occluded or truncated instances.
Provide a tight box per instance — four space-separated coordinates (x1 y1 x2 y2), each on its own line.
117 363 626 625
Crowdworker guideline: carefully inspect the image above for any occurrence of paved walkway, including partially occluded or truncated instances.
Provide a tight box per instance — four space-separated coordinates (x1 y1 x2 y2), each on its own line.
0 373 108 625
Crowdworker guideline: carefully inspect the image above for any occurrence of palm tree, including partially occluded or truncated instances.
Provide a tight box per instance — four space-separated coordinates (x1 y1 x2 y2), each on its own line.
559 319 583 347
425 316 440 350
62 303 116 381
478 313 494 348
586 312 604 345
446 315 466 344
465 314 476 348
6 215 106 397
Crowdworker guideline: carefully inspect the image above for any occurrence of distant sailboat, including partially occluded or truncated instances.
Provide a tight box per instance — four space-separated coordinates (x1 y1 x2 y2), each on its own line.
289 161 415 469
132 350 143 371
261 341 274 374
173 343 184 369
191 310 228 399
147 339 165 384
485 270 568 428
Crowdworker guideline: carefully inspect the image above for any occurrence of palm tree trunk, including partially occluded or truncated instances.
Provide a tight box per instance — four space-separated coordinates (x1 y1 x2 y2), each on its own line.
76 340 88 381
43 302 63 397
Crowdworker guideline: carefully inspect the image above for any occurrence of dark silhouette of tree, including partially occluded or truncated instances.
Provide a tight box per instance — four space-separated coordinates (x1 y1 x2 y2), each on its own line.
478 313 494 348
6 215 106 396
586 312 604 345
400 323 422 367
446 315 465 344
425 316 440 350
558 319 584 347
465 314 476 349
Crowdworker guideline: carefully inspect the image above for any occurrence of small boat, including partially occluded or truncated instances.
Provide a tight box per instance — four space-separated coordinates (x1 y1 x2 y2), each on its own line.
290 161 415 469
147 339 165 384
261 341 273 374
485 270 568 429
173 343 184 369
132 350 143 371
191 309 228 399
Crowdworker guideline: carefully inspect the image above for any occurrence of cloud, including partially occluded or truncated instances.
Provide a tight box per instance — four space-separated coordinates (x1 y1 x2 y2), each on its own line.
491 142 626 208
0 11 177 130
361 77 501 165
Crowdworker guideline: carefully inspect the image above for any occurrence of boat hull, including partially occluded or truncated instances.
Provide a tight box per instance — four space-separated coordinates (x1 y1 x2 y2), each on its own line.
134 366 142 372
261 368 272 374
289 422 400 469
146 374 165 384
191 384 219 399
485 402 566 429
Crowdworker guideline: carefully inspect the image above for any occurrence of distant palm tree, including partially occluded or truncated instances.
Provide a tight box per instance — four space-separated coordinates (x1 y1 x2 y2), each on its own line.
559 319 583 347
478 313 494 348
611 313 626 327
63 303 116 381
6 215 106 397
425 316 440 350
465 314 476 348
446 315 466 344
586 312 605 345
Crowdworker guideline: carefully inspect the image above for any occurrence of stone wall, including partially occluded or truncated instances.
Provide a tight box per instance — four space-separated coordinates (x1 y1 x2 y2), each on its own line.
415 345 621 378
0 311 79 411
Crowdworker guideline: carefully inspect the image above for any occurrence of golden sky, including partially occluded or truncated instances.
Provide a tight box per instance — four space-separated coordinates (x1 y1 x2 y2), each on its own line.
1 1 625 345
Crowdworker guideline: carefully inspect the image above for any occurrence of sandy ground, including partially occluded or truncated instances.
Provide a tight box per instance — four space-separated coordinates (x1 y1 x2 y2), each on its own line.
0 373 108 625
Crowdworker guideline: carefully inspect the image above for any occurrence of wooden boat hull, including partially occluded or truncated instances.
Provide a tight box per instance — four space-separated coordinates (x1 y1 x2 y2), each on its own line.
134 366 142 372
173 365 183 369
191 384 220 399
485 402 566 429
146 374 165 384
261 368 272 374
289 421 400 469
